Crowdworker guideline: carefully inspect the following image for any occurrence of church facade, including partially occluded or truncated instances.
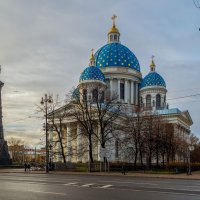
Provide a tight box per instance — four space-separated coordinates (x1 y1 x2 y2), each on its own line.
51 16 193 164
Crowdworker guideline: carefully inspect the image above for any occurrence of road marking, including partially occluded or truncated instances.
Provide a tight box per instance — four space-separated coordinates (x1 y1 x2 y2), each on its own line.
64 182 78 186
99 180 157 185
101 184 112 188
81 183 94 187
31 191 67 196
23 181 47 185
132 182 158 186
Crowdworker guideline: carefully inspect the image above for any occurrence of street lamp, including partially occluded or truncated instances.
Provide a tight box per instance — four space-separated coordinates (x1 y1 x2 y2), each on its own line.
40 94 52 173
187 144 194 175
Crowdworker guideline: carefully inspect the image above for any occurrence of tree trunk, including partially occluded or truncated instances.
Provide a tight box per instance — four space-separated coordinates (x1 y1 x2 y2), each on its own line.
156 148 159 168
134 149 138 170
162 152 165 168
57 120 66 163
148 152 152 169
139 149 143 167
89 134 94 164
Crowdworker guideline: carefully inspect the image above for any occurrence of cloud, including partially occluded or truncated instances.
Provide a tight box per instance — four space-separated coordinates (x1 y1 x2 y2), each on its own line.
0 0 199 144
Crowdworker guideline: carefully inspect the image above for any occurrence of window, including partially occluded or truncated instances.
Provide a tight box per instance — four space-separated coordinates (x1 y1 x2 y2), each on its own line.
110 35 113 41
156 94 161 108
100 91 104 103
140 97 143 104
120 83 125 100
114 35 117 40
146 95 151 108
92 89 98 102
83 89 87 102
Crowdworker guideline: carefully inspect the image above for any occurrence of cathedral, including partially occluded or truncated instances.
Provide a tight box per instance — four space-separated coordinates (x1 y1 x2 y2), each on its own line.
51 16 193 164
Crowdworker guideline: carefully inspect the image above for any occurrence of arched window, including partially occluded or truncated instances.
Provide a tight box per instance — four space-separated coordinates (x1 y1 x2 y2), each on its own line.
156 94 161 108
146 95 151 108
100 91 104 103
140 97 143 107
92 89 98 102
114 35 117 41
83 89 87 102
120 83 125 100
110 35 113 41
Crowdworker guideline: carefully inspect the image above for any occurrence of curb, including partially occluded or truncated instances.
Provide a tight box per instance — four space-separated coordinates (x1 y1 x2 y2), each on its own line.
0 170 200 180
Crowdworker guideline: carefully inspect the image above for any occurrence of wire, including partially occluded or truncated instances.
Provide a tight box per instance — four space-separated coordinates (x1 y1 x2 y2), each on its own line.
167 93 200 101
168 87 200 93
4 115 42 125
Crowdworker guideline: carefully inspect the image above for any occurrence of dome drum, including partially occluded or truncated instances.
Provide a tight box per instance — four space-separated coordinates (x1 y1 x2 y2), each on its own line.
100 66 142 80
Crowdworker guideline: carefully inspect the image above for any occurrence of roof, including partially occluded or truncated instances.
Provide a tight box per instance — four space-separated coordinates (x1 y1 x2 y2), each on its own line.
95 43 140 71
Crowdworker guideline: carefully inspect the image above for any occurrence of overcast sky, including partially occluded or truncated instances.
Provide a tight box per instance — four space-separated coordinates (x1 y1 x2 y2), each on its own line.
0 0 200 146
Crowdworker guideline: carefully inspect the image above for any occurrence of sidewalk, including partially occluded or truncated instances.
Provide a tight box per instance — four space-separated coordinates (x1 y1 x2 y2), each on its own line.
1 168 200 180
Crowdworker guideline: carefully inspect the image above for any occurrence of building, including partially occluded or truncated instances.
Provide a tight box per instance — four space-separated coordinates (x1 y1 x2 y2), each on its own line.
50 16 193 165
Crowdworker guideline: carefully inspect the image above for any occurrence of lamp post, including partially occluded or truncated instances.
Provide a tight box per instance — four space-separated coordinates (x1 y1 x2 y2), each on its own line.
40 94 52 173
188 145 194 175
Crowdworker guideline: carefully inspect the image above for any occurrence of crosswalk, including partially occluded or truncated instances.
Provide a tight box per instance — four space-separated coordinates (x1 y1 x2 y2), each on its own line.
64 182 113 189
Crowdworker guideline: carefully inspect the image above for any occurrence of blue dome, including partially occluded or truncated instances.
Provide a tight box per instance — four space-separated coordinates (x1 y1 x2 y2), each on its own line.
79 66 105 82
95 43 140 72
140 72 166 88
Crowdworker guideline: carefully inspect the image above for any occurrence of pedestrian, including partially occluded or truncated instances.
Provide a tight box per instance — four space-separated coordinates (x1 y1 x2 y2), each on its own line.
27 163 31 171
51 162 55 171
122 164 126 175
24 163 27 172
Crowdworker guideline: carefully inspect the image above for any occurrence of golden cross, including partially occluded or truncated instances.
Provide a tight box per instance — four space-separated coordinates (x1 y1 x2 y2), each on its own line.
111 14 117 26
151 55 155 61
91 48 94 54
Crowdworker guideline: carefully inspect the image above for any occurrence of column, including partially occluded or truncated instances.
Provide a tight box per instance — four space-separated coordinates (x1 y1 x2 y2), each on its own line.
135 83 138 105
117 79 120 101
125 79 128 103
130 81 134 104
110 79 113 99
67 124 72 162
77 124 82 162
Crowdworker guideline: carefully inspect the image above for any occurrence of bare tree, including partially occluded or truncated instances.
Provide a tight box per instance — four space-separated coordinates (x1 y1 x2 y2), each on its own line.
122 107 146 169
69 87 123 167
38 95 69 164
93 91 122 162
8 137 24 163
193 0 200 8
48 103 68 163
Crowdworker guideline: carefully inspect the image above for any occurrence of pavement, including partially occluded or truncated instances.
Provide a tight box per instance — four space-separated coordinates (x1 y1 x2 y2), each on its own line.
1 168 200 180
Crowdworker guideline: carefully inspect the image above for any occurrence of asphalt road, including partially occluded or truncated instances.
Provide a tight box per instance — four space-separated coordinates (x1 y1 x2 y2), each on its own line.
0 173 200 200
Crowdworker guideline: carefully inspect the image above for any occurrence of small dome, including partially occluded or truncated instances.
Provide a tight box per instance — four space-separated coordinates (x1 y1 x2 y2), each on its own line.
108 25 120 35
79 66 105 82
140 72 166 88
72 88 80 100
95 43 140 72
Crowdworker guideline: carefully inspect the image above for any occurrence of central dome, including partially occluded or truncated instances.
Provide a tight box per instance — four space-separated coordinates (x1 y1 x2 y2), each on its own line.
95 43 140 72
